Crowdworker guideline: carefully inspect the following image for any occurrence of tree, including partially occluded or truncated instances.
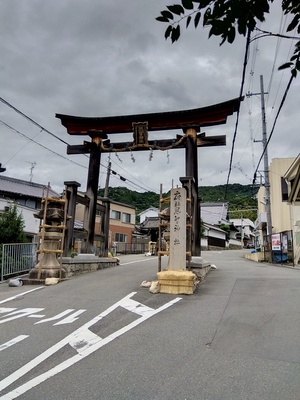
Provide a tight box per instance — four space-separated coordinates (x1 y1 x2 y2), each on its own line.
0 204 26 244
156 0 300 76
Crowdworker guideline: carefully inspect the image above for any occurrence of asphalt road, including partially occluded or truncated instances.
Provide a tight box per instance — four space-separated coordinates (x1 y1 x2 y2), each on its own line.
0 250 300 400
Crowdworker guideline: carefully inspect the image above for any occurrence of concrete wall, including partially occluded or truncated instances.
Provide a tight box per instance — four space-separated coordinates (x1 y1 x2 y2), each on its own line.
269 158 295 233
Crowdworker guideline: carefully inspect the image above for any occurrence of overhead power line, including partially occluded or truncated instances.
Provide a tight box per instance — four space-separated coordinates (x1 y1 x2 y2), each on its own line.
0 96 69 146
0 120 88 169
252 71 296 185
225 29 252 200
0 96 158 192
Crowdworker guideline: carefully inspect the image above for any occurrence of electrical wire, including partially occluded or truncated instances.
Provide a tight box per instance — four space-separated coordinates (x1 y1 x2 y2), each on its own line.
252 71 296 185
0 96 69 146
224 29 252 199
0 96 159 193
0 119 88 169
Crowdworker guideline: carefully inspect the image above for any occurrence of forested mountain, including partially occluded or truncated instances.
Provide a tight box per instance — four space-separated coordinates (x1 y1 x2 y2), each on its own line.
98 183 259 221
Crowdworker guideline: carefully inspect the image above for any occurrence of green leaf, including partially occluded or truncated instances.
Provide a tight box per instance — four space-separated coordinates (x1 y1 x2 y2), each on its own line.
182 0 194 10
186 15 192 28
227 26 236 43
156 16 170 23
167 4 185 15
161 10 174 20
287 15 299 32
203 7 211 26
194 11 201 28
165 25 173 39
171 24 181 42
278 62 293 70
291 68 297 77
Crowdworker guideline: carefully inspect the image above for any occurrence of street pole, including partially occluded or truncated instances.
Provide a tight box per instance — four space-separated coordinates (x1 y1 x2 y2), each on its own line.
260 75 272 240
104 157 111 198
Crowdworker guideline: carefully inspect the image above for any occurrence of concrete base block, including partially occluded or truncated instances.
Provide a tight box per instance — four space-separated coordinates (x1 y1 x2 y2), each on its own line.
244 252 264 262
62 257 119 277
157 270 198 295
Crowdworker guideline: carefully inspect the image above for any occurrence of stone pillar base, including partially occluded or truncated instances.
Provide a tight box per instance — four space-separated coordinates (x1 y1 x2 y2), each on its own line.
28 267 67 280
157 270 198 295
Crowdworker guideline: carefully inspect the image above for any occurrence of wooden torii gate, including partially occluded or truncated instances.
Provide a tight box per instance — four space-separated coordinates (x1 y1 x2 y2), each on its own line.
56 97 242 256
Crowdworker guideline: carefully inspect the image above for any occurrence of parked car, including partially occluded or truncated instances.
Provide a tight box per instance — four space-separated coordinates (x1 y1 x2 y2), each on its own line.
246 242 255 249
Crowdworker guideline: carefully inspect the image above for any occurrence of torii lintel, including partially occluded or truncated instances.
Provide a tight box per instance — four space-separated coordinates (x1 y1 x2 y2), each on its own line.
56 97 242 135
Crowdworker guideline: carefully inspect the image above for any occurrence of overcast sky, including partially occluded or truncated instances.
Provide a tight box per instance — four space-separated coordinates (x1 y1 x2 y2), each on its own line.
0 1 299 195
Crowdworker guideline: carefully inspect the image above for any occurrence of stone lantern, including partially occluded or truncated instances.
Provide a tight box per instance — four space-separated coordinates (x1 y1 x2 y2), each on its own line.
29 197 68 280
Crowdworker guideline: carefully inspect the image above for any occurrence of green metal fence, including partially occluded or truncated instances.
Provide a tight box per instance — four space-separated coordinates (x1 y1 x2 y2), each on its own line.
1 243 37 281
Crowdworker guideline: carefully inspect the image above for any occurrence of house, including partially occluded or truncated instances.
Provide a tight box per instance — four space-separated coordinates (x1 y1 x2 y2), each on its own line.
284 154 300 264
229 218 255 247
201 222 227 249
200 202 239 248
0 175 58 241
107 198 136 249
255 157 298 264
75 195 136 254
201 202 229 226
138 207 159 223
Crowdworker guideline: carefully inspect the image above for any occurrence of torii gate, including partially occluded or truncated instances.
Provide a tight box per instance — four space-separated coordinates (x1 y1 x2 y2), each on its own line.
56 97 241 256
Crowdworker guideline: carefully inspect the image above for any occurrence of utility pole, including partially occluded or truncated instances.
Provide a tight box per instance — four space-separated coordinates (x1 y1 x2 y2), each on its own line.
247 75 272 241
259 75 272 240
27 161 36 182
104 157 111 198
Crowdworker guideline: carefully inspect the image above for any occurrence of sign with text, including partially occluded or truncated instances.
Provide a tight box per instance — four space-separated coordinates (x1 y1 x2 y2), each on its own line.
169 188 186 270
272 233 281 251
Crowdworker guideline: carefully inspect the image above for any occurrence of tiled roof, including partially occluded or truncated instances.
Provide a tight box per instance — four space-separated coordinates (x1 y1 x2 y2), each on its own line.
0 175 58 199
201 203 228 225
141 216 159 229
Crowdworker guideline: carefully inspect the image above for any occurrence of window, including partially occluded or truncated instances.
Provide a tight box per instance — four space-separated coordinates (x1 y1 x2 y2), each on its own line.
281 177 288 202
122 213 131 223
115 233 127 242
111 210 121 220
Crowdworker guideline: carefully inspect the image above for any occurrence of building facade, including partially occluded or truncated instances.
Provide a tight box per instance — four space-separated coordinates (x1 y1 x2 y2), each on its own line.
0 175 58 241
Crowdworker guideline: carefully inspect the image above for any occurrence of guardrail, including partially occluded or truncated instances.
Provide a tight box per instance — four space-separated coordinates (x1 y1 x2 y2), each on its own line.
1 243 37 281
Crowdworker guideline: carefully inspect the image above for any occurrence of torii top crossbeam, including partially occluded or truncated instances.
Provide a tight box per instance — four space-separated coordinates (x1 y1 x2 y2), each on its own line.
56 97 241 135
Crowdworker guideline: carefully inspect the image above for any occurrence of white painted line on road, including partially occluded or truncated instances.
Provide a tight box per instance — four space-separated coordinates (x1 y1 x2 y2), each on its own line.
0 308 44 324
120 258 155 266
0 292 137 394
0 287 44 305
121 298 154 317
69 329 102 355
0 336 29 352
34 309 74 324
0 293 181 399
0 308 17 314
54 309 86 325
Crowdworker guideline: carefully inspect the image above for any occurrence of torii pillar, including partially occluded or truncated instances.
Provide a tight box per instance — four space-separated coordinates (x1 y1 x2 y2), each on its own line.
185 126 201 256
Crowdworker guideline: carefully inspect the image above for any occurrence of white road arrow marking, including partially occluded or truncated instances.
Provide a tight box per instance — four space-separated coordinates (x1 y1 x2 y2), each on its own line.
0 292 181 399
54 309 86 325
0 308 17 314
0 308 44 324
34 309 75 324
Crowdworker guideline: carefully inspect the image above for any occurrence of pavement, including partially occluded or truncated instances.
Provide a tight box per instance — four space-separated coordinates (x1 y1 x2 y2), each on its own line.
1 249 300 399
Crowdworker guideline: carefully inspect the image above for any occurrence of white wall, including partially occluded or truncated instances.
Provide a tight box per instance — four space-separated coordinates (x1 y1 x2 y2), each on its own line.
0 199 39 237
139 207 158 223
